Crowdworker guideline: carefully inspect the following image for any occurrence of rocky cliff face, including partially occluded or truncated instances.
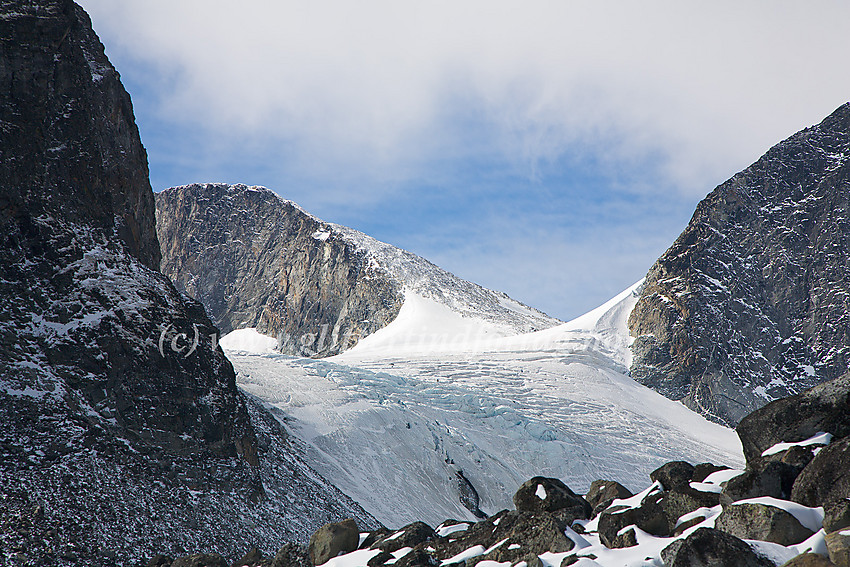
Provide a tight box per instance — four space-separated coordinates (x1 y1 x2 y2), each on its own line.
156 183 558 357
0 2 376 565
628 103 850 426
156 183 405 357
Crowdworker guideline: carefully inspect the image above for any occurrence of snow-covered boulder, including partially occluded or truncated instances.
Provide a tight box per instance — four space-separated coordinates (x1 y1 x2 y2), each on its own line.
716 501 816 546
585 480 633 517
513 477 591 518
660 527 776 567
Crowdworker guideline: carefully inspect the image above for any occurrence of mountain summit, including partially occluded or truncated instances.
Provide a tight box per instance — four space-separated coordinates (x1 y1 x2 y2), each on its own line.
629 103 850 426
155 183 559 357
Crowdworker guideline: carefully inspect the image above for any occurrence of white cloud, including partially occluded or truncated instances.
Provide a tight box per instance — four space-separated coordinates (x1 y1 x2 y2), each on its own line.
78 1 850 317
81 0 850 195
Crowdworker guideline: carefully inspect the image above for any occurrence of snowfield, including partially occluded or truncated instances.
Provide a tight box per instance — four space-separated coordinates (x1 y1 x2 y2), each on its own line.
225 282 744 528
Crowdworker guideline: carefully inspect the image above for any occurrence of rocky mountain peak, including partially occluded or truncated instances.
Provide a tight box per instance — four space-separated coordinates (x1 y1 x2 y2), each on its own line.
156 183 558 357
628 102 850 426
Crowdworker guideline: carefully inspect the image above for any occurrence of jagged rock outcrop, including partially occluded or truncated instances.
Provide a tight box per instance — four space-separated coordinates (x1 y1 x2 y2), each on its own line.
628 103 850 426
155 184 404 356
0 2 377 565
155 183 558 357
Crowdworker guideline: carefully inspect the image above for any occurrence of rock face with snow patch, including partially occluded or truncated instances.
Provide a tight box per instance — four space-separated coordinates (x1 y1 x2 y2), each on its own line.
629 103 850 426
156 183 405 356
155 183 558 356
0 3 376 564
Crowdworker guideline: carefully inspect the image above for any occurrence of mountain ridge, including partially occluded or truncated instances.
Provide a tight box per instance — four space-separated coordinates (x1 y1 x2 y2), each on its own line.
155 182 559 357
0 2 378 564
628 102 850 426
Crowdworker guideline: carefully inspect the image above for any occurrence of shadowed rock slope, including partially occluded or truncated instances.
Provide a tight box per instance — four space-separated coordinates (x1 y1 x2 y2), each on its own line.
0 2 376 565
629 103 850 426
155 183 558 357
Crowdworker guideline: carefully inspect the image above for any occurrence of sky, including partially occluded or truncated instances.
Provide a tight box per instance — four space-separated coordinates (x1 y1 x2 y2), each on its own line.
79 1 850 321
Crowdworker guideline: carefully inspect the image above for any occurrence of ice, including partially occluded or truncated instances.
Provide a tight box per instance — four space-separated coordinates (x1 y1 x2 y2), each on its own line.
220 328 278 353
226 284 743 528
435 523 469 537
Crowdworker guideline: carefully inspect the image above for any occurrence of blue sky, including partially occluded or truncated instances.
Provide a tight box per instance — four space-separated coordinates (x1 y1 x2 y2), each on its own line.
80 1 850 321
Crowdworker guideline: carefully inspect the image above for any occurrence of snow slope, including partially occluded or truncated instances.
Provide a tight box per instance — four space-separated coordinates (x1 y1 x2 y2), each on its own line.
227 282 744 528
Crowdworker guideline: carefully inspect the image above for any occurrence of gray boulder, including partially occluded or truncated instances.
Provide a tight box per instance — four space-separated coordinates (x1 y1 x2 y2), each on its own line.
660 527 775 567
792 437 850 507
374 522 435 554
824 500 850 533
715 501 814 546
308 519 360 566
721 461 798 502
598 490 670 547
780 554 837 567
270 544 311 567
171 555 228 567
826 530 850 567
513 477 591 519
736 372 850 466
585 479 633 516
661 488 720 525
651 461 695 492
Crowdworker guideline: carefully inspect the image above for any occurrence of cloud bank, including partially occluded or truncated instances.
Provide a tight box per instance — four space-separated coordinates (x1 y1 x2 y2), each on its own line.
79 0 850 319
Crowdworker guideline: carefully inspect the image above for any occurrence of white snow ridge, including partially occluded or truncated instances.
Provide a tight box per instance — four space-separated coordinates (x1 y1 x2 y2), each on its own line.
225 280 743 528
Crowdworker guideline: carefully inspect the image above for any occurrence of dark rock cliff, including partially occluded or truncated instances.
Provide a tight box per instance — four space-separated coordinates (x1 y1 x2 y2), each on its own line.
155 183 557 357
0 2 376 565
156 183 405 356
628 103 850 426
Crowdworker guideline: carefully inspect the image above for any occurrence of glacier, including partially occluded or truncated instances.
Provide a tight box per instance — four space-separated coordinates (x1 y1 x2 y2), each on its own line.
223 282 744 528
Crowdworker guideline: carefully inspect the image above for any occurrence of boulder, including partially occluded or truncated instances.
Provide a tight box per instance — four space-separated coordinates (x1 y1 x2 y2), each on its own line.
374 522 435 553
736 373 850 467
610 527 638 548
651 461 695 492
513 477 591 519
662 488 721 525
472 512 574 565
598 490 670 547
171 555 228 567
392 548 438 567
792 437 850 507
721 462 799 502
271 544 311 567
308 519 360 566
660 527 775 567
585 480 633 516
826 530 850 567
824 500 850 533
233 548 265 567
780 554 837 566
360 529 392 550
715 501 814 546
673 515 708 537
433 510 573 567
764 445 818 470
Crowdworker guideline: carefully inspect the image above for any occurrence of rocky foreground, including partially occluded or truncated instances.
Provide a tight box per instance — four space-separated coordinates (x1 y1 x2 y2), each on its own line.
150 372 850 567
